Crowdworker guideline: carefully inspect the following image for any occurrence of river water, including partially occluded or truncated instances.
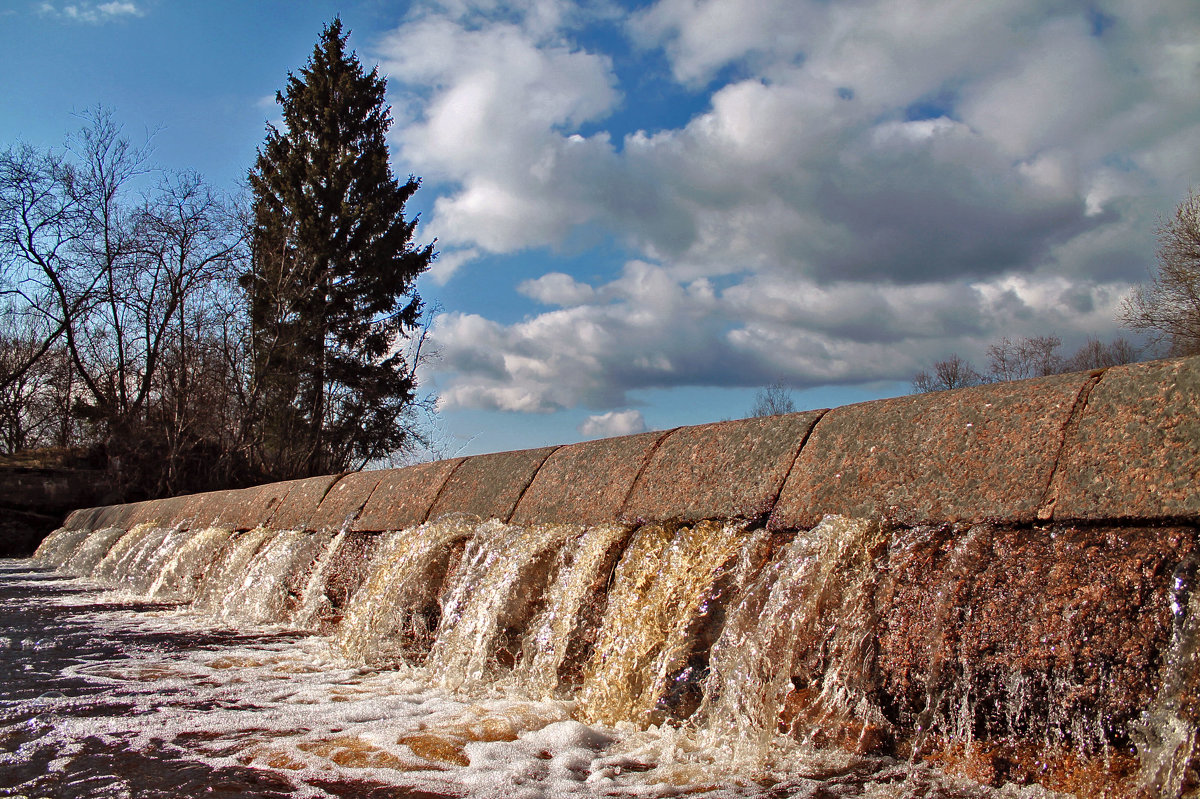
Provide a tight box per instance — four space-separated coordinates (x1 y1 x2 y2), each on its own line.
0 557 1048 799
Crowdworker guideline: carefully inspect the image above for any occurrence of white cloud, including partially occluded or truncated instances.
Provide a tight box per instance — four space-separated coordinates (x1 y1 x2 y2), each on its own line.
432 259 1142 413
385 0 1200 413
518 272 597 306
578 409 647 438
39 1 142 22
427 247 481 285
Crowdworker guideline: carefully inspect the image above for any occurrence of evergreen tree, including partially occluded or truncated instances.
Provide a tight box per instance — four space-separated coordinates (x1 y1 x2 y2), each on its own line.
245 18 434 479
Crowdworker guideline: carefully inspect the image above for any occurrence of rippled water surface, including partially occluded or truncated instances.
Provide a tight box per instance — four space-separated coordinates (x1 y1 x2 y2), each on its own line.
0 560 1058 799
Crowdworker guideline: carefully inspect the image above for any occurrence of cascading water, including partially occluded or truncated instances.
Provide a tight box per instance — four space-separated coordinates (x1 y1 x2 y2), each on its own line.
335 515 477 665
427 521 585 688
1137 557 1200 797
696 516 891 762
11 509 1199 798
576 520 765 727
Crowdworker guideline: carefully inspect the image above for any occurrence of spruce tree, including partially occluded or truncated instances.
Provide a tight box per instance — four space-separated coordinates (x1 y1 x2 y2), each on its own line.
245 18 434 479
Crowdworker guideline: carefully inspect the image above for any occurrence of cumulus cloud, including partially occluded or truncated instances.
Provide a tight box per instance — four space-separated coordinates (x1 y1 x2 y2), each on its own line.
382 0 1200 413
39 1 142 23
578 409 647 438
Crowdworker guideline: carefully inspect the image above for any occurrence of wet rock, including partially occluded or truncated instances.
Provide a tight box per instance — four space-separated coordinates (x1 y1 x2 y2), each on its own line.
875 523 1198 751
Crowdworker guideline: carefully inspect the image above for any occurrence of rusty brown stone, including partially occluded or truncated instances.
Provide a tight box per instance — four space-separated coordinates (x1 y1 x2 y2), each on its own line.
129 495 191 528
173 490 233 529
1053 356 1200 522
511 432 667 526
620 413 823 523
769 373 1089 529
426 447 559 523
778 687 893 755
94 501 143 529
63 506 105 531
352 459 465 532
318 531 384 626
875 523 1196 751
212 482 293 530
309 471 385 531
264 475 342 531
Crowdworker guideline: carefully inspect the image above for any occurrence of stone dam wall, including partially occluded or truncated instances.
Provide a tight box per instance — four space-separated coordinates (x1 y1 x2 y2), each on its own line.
60 355 1198 536
43 354 1200 794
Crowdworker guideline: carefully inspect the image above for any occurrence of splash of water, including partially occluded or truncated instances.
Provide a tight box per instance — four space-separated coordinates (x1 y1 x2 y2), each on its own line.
697 516 891 764
1137 557 1199 798
512 522 631 697
336 515 477 666
32 526 92 567
190 526 278 614
427 521 585 688
145 526 236 602
576 520 758 727
62 527 130 576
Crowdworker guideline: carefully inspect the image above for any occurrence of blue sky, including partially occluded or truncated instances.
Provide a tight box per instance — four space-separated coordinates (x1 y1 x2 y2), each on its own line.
3 0 1199 457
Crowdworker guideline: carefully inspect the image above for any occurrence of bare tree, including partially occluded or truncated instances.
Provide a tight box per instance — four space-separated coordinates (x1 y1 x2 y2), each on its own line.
0 109 252 496
749 380 797 417
912 354 985 393
0 308 81 454
1120 189 1200 356
0 141 99 392
986 335 1063 381
1062 336 1138 371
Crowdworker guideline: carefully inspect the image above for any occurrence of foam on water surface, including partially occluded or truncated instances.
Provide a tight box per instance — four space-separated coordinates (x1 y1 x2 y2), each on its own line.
0 559 1057 799
13 507 1197 798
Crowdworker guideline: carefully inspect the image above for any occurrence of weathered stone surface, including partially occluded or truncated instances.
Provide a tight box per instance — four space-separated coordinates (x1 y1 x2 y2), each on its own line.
621 413 823 523
512 432 667 526
876 523 1196 752
63 506 106 531
427 447 559 523
769 374 1089 529
212 482 293 530
353 459 464 531
1053 357 1200 521
310 471 385 531
174 490 233 529
94 502 141 530
265 475 342 531
133 496 192 528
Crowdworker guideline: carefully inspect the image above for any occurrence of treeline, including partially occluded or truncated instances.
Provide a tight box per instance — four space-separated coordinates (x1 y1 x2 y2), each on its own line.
914 187 1200 394
911 335 1139 393
0 21 433 501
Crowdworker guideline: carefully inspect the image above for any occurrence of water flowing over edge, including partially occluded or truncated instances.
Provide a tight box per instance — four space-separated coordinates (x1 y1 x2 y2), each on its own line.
22 512 1200 798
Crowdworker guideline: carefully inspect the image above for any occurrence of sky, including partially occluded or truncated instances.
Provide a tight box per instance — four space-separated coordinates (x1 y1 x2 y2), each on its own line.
2 0 1198 457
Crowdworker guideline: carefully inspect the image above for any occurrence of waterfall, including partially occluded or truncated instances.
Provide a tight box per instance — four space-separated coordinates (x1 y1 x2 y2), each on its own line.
575 519 762 727
28 511 1200 797
696 516 890 761
145 526 236 601
335 515 477 665
1137 557 1200 797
